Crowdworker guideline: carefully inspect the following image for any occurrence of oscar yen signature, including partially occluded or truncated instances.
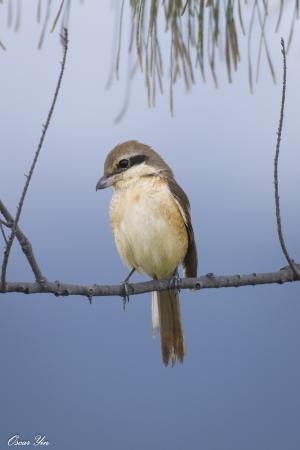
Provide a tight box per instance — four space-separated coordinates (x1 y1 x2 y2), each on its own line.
8 435 50 446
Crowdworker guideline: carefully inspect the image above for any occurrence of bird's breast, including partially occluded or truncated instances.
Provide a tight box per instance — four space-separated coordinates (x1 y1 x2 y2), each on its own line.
109 176 188 279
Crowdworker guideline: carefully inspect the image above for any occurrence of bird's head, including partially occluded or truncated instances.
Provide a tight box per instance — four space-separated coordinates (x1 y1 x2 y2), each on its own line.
96 140 173 190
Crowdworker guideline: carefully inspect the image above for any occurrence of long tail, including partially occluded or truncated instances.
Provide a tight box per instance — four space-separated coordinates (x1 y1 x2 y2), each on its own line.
152 290 185 366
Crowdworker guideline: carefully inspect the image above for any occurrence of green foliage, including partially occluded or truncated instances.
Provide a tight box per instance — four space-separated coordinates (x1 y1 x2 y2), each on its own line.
0 1 299 114
118 0 298 112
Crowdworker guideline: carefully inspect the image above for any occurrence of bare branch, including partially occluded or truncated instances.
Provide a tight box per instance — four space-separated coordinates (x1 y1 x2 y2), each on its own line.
0 28 69 291
0 200 46 283
0 219 10 227
274 38 300 279
0 266 299 299
0 220 8 244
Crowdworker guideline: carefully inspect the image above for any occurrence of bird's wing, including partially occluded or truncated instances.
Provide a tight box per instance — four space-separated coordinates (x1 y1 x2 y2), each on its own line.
162 174 198 278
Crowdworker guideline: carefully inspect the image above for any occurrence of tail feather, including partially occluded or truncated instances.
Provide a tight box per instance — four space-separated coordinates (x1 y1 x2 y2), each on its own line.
152 290 185 366
152 291 160 336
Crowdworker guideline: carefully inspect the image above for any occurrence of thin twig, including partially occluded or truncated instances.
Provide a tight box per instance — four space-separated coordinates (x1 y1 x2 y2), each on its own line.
0 220 8 244
14 0 21 33
0 218 10 227
115 0 125 80
0 29 69 291
51 0 65 32
274 38 300 279
181 1 189 16
0 38 6 51
105 0 119 90
0 265 299 297
0 200 46 283
37 0 42 24
37 0 51 49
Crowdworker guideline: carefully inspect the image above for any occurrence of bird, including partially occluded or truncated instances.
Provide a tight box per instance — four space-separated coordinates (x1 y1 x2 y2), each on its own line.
96 140 197 366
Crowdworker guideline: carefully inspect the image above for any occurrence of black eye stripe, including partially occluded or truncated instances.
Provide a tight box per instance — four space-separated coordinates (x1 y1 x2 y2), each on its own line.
116 154 147 172
129 154 147 166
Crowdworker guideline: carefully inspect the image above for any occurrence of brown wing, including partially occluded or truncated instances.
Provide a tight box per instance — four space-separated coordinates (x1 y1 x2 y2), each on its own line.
164 176 198 278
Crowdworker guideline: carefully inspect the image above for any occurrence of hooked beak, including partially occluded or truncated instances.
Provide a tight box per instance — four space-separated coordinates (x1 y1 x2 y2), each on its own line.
96 174 116 190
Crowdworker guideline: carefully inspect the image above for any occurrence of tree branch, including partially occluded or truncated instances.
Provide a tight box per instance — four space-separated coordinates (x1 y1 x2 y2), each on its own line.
0 219 8 244
1 34 299 301
0 200 46 283
1 265 299 299
274 38 300 279
0 28 69 291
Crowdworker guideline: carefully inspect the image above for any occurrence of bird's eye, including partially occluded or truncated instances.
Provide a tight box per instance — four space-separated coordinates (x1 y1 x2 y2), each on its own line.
118 159 129 169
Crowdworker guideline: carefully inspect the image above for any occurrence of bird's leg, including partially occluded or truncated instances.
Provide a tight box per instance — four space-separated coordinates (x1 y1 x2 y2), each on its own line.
124 267 136 283
121 267 136 309
168 268 181 293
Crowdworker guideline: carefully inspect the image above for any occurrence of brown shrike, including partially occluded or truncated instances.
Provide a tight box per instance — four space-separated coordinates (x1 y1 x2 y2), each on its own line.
96 141 197 366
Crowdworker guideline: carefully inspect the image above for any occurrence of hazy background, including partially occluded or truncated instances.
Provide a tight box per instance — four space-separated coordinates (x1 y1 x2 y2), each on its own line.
0 1 300 449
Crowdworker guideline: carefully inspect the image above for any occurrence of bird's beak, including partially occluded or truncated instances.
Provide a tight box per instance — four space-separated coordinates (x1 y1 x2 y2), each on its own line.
96 174 115 190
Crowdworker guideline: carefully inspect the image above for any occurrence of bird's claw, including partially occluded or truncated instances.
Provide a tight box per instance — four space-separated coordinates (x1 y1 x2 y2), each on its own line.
120 267 136 310
168 271 181 292
121 281 130 310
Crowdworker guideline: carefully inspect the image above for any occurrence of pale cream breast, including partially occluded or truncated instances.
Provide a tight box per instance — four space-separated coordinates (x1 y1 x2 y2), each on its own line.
109 173 188 279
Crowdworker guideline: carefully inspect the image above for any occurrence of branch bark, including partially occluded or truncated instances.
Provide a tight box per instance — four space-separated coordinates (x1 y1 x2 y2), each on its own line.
0 220 8 244
0 200 46 283
1 265 299 299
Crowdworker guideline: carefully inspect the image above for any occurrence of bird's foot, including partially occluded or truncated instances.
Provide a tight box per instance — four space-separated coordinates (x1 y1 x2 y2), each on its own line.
168 270 181 292
121 281 130 310
120 268 135 310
